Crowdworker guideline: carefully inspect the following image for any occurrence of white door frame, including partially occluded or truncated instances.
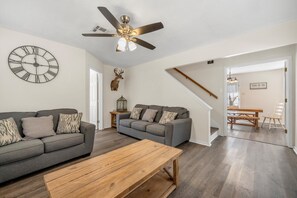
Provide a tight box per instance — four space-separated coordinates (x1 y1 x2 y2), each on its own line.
223 57 293 148
89 68 103 130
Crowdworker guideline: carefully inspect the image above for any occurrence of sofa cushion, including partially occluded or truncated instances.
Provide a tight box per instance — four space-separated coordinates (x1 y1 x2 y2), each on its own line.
148 105 163 122
119 119 136 128
0 139 44 165
142 109 158 123
0 118 22 147
163 107 189 119
41 133 84 153
57 113 82 134
131 121 153 132
22 115 56 139
146 124 166 137
0 112 37 137
37 109 78 131
135 104 149 119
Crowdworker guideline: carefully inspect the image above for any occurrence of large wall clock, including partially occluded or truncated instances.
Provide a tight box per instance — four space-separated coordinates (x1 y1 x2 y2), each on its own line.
8 45 59 83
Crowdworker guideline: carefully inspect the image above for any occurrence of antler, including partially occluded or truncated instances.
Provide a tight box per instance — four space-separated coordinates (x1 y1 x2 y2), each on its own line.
114 68 124 76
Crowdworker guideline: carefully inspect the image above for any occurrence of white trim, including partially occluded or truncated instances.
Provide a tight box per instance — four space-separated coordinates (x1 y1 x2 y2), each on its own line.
293 146 297 155
210 131 219 143
191 140 211 147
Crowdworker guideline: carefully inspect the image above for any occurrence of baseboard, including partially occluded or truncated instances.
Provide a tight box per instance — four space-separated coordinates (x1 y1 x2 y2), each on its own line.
190 139 211 147
293 146 297 155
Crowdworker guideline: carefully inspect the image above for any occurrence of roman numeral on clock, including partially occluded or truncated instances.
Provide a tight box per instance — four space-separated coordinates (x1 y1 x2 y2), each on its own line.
49 65 59 69
11 66 24 74
21 46 30 55
47 58 56 62
21 72 30 81
32 47 39 55
35 75 40 83
11 51 23 58
8 58 22 64
47 70 57 77
43 74 50 82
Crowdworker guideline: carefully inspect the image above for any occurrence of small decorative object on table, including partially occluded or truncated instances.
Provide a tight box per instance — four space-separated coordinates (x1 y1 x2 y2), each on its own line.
116 95 127 112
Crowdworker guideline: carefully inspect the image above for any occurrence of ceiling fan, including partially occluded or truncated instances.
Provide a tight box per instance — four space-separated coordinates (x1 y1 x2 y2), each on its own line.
82 7 164 52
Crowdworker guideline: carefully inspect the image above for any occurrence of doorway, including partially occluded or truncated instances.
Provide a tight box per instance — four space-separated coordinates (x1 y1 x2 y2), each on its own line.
89 69 103 130
225 60 288 146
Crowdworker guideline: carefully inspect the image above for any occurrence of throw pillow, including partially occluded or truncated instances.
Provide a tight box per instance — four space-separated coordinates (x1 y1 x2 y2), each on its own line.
0 118 22 146
142 109 158 123
57 113 82 134
22 115 55 139
130 108 142 120
159 111 178 124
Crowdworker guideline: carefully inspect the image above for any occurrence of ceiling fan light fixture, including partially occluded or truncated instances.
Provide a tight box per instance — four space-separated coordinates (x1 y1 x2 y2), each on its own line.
117 37 127 52
128 41 137 51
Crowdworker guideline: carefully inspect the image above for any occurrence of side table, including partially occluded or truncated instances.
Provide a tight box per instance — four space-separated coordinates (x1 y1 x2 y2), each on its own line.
110 111 130 128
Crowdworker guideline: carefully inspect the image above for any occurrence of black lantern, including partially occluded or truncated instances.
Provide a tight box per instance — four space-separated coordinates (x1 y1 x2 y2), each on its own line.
117 96 127 112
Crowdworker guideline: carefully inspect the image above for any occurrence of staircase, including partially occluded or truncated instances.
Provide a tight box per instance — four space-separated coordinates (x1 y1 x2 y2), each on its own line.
210 127 219 143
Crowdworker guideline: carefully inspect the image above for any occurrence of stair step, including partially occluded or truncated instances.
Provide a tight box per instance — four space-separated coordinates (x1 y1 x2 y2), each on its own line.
210 127 219 135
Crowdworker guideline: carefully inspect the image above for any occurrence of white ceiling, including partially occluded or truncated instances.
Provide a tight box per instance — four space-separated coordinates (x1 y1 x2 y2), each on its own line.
0 0 296 67
231 60 285 74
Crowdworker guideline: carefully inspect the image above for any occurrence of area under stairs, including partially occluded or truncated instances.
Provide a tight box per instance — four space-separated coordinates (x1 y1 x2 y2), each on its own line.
210 127 219 143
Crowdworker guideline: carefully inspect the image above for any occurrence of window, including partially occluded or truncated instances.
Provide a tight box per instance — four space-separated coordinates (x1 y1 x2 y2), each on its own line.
227 82 239 107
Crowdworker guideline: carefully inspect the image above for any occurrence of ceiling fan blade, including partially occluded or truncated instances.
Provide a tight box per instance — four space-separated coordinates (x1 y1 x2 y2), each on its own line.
132 38 156 50
133 22 164 35
82 33 116 37
98 7 122 30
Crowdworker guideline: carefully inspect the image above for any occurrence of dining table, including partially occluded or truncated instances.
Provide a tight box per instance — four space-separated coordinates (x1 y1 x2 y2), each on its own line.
227 107 263 128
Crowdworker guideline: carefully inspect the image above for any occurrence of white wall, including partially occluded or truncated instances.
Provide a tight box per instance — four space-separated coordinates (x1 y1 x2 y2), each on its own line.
125 20 297 146
236 69 285 122
0 27 117 129
0 27 86 116
103 65 125 128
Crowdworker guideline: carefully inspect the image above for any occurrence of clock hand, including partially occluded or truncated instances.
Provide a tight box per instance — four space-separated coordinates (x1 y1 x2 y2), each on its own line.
22 61 34 65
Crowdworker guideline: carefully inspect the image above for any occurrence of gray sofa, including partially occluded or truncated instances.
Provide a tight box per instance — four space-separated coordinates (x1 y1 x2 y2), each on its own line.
117 104 192 147
0 108 95 184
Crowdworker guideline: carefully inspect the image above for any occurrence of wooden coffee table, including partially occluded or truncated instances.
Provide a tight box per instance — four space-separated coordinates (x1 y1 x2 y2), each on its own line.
44 139 183 198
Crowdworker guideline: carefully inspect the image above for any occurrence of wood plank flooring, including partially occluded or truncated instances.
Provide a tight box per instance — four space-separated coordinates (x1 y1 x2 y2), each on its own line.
1 129 297 198
228 123 287 146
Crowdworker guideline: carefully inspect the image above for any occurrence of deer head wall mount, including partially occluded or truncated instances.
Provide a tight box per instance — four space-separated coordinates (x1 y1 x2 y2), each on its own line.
111 68 124 91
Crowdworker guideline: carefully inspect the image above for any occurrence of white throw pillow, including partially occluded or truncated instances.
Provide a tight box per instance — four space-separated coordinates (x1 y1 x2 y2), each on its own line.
142 109 158 123
22 115 56 139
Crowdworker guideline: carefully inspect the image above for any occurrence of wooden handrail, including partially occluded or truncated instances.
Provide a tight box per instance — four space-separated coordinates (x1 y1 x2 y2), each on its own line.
173 68 218 99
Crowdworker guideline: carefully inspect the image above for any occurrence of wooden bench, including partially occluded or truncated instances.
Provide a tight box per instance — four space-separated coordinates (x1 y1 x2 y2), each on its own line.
227 115 260 129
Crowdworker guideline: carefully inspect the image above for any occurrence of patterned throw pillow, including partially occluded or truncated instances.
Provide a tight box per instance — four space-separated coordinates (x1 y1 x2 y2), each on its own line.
159 111 178 124
0 118 22 146
57 113 82 134
130 108 142 120
142 109 158 123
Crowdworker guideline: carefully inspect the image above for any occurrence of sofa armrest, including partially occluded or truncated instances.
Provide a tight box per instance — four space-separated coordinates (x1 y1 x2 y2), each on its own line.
165 118 192 146
116 113 131 129
80 121 96 153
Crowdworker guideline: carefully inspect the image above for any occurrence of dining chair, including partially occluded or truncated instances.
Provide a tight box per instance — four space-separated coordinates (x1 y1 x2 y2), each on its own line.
261 102 285 130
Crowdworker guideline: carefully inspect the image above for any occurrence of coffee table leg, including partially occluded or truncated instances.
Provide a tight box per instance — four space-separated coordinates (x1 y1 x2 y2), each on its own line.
173 158 179 186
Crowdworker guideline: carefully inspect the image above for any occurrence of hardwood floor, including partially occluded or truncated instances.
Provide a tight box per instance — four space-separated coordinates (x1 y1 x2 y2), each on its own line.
228 123 287 146
1 129 297 198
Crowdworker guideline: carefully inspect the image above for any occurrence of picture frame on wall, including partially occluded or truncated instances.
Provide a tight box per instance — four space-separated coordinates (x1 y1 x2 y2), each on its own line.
250 82 267 90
